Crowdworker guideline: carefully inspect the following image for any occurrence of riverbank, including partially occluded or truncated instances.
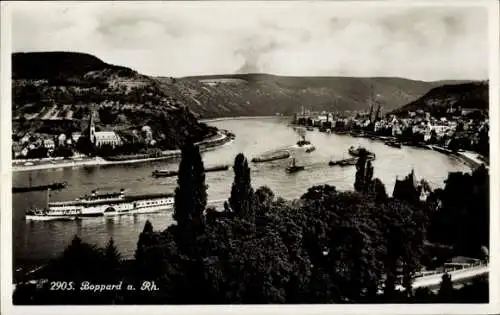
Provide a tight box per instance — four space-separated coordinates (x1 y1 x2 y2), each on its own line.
455 151 488 169
12 130 232 172
200 115 289 123
312 127 488 170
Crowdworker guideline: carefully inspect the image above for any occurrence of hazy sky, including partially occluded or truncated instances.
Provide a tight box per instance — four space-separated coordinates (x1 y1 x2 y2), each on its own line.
10 1 490 81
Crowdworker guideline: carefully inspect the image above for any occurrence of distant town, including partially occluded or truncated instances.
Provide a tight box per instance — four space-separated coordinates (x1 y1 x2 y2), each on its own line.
292 101 489 167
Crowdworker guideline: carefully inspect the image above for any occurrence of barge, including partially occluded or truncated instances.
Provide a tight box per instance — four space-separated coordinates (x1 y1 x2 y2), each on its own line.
385 140 402 149
329 157 358 167
152 164 230 178
251 151 291 163
13 182 66 193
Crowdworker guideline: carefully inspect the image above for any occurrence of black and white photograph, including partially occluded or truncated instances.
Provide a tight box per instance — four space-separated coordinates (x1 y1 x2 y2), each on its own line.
1 0 498 312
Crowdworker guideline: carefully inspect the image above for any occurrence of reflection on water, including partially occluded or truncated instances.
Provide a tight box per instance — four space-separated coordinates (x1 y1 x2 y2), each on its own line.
13 117 470 265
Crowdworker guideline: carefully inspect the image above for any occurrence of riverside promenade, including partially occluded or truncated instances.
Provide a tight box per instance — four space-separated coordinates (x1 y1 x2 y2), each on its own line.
12 131 231 172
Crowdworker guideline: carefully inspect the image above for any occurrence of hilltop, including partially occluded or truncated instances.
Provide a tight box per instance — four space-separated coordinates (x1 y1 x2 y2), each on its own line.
12 52 214 150
12 52 135 80
153 73 465 118
391 81 489 115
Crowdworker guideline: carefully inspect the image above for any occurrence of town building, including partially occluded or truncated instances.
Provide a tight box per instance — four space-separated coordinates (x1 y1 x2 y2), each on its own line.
20 133 31 145
58 134 67 146
71 132 82 144
43 139 55 150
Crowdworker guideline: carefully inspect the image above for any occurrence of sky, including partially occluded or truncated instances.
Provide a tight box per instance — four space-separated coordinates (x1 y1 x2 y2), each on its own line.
9 1 491 81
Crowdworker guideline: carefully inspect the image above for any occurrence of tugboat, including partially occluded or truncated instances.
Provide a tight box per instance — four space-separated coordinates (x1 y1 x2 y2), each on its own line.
296 136 312 147
305 146 316 153
286 158 305 174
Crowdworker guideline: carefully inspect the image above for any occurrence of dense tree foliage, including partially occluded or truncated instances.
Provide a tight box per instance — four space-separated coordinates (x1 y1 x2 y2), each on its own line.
228 153 255 219
427 165 489 257
173 140 207 229
354 149 374 193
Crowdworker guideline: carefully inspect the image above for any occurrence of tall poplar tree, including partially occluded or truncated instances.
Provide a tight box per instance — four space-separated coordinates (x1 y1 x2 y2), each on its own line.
354 149 374 193
173 140 207 227
229 153 254 219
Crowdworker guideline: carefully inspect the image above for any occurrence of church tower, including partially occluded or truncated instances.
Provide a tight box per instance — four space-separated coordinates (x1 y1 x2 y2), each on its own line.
88 109 96 145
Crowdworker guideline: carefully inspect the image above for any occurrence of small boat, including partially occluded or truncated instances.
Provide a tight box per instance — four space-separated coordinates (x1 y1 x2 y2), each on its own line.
305 146 316 153
153 164 230 178
350 131 365 137
206 165 230 172
152 170 178 178
306 127 314 131
286 158 305 174
385 140 402 149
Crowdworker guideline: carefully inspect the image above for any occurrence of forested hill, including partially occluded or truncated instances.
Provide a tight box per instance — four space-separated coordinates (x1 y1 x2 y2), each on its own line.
12 52 213 149
153 73 464 118
12 52 136 80
391 81 489 115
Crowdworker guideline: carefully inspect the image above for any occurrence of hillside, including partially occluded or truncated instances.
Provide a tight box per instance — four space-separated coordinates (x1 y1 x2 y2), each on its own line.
153 73 464 118
391 81 489 115
12 52 214 150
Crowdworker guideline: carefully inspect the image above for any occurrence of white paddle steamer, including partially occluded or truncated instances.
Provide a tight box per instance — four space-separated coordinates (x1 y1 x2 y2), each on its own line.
25 189 174 221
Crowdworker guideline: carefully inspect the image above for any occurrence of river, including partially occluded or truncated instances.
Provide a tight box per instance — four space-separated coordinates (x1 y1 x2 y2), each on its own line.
13 117 470 267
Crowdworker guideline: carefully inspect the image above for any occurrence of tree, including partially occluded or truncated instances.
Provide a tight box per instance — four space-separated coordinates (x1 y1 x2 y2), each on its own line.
370 178 388 202
299 186 386 302
476 128 489 157
75 136 95 156
427 166 489 256
103 238 121 270
392 170 420 204
102 237 122 303
173 140 207 228
254 186 275 216
354 149 374 193
379 199 427 300
438 273 453 302
52 235 104 282
228 153 254 219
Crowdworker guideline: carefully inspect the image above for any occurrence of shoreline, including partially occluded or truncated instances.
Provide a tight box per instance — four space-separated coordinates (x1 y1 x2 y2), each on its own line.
13 116 487 172
13 131 232 172
320 128 487 170
200 115 289 123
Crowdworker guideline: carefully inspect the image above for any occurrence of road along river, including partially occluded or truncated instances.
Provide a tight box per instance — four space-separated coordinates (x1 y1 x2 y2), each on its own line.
13 117 470 268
